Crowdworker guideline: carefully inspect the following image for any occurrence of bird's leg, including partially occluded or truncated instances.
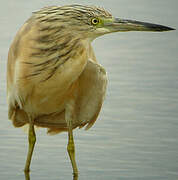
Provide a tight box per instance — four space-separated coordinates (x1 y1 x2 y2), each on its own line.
65 99 78 178
24 170 30 180
24 115 36 172
67 123 78 177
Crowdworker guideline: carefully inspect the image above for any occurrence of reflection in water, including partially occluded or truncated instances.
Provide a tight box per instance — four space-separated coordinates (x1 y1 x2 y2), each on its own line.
24 171 78 180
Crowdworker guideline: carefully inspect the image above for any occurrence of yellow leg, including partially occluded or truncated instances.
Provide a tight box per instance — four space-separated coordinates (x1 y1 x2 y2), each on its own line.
24 118 36 172
24 171 30 180
65 97 78 178
67 128 78 178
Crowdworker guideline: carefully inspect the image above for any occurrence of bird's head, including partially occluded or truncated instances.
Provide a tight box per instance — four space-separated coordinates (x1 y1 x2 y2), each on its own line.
34 4 175 41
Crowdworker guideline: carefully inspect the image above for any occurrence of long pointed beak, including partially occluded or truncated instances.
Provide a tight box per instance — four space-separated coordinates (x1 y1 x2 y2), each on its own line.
110 18 175 32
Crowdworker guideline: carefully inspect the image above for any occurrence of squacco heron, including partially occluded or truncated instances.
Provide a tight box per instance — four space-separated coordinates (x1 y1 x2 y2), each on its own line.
7 4 174 177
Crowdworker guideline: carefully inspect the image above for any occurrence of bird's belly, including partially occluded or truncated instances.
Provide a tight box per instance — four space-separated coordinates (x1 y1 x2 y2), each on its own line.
27 86 71 116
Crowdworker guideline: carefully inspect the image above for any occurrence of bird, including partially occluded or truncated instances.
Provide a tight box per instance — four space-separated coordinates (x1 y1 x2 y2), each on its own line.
7 4 174 178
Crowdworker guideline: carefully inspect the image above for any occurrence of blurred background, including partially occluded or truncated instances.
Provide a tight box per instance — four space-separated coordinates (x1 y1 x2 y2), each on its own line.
0 0 178 180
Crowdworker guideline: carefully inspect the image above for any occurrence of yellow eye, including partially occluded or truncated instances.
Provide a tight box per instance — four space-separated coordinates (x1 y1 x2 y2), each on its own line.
91 18 99 25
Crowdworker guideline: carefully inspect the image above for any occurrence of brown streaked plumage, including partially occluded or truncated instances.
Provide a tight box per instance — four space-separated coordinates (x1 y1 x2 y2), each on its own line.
7 4 174 178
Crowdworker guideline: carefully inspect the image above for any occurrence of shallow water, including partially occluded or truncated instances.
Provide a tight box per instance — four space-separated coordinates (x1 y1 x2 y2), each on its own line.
0 0 178 180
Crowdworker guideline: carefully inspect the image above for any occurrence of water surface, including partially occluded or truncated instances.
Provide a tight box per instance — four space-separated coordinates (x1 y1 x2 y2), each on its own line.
0 0 178 180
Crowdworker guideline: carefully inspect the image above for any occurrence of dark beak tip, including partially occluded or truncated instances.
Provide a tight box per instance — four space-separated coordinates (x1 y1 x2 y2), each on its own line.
148 25 176 32
148 24 176 32
164 27 176 31
170 27 176 31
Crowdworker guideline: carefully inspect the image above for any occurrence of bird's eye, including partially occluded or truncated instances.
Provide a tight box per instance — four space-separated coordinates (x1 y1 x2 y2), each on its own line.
91 18 99 25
